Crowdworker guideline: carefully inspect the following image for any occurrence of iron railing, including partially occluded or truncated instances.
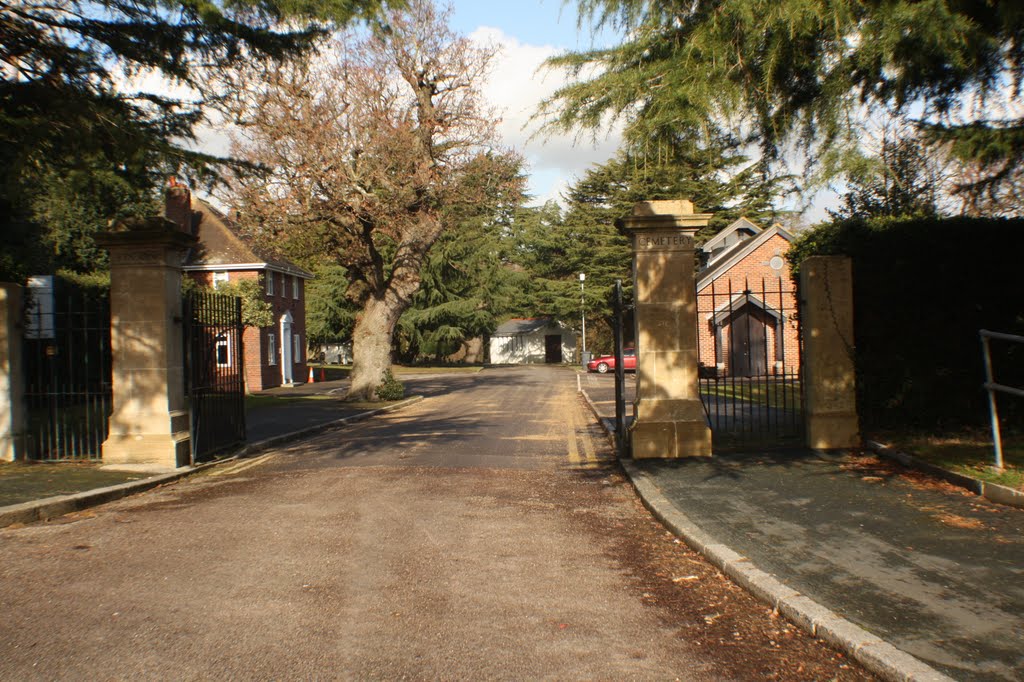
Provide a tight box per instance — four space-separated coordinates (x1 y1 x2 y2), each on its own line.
183 291 246 462
696 276 803 449
22 277 112 460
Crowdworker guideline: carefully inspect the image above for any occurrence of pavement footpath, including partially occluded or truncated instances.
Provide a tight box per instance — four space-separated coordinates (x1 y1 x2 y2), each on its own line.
579 371 1024 682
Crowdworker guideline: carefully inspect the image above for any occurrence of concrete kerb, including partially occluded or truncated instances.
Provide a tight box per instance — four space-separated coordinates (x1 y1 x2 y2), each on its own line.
620 459 954 682
0 395 425 529
867 439 1024 510
577 385 954 682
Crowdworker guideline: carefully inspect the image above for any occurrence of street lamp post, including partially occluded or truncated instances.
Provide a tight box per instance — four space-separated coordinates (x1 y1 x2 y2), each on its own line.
579 272 586 356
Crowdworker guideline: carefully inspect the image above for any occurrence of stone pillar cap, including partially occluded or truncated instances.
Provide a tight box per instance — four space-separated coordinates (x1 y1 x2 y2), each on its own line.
97 217 198 249
631 199 696 217
616 198 713 231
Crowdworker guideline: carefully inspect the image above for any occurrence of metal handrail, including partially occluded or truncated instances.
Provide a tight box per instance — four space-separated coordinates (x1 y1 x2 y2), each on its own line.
979 329 1023 469
981 329 1024 344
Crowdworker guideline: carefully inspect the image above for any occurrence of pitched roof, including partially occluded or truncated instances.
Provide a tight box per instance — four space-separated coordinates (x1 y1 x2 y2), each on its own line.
493 317 559 336
701 216 762 253
696 224 794 291
181 198 314 279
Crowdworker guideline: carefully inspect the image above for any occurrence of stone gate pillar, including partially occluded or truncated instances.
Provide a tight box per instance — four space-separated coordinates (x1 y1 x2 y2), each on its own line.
98 218 197 470
800 256 861 449
616 200 713 458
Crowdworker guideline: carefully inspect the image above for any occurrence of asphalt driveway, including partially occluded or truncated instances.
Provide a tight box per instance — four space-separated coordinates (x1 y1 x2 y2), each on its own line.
0 367 869 681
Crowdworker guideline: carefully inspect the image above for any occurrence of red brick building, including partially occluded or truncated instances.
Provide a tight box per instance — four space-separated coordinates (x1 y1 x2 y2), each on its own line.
695 217 799 377
166 185 313 391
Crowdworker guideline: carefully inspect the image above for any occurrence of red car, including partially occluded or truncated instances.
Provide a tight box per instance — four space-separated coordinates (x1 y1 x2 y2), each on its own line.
587 348 636 373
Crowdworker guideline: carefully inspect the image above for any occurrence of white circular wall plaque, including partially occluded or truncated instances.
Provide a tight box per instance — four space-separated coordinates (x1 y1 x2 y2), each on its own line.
769 256 784 270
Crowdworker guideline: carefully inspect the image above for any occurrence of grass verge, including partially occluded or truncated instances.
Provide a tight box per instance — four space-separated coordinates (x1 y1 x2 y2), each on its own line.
0 461 148 507
391 365 484 375
245 394 405 411
700 378 802 409
874 429 1023 490
245 394 339 409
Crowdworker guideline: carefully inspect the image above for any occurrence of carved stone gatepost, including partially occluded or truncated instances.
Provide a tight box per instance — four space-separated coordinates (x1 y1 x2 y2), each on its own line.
800 256 861 449
616 200 713 458
98 218 197 470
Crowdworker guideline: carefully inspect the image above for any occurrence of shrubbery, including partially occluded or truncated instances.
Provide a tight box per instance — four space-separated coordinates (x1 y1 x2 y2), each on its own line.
375 370 405 402
789 216 1024 431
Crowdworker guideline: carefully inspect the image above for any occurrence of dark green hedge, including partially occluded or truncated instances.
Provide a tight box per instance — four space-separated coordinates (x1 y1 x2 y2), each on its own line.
789 216 1024 431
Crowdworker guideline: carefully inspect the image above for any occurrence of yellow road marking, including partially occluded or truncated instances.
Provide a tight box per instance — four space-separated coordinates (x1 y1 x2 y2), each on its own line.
566 402 581 465
579 412 596 463
211 453 275 476
337 432 463 441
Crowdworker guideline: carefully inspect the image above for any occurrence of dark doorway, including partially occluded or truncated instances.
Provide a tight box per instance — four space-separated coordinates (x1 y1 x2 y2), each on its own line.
729 311 767 377
544 334 563 363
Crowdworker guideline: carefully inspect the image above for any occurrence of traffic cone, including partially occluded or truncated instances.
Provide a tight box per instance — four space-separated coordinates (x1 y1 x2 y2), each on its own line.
320 368 326 382
308 366 315 383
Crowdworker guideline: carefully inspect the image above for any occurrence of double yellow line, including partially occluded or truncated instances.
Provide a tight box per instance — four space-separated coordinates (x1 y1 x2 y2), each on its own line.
566 399 599 468
210 452 276 477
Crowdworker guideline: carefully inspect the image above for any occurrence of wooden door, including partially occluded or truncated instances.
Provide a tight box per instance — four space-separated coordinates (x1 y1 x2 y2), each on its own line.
729 311 766 377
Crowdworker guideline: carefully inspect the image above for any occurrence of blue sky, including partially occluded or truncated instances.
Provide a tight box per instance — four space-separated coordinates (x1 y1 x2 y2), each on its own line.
449 1 599 50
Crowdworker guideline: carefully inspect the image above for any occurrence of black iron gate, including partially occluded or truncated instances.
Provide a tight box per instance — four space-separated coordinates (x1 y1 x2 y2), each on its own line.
697 277 803 449
182 291 246 462
22 277 112 461
612 279 630 457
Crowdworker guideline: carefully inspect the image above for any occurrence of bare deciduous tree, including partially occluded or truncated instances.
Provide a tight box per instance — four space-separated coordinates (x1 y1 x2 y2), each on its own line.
224 0 522 399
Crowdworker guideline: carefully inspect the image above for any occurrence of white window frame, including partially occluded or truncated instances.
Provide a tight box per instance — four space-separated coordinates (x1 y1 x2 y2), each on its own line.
292 276 300 300
293 333 302 363
212 271 229 289
265 271 274 296
267 332 277 365
215 334 231 367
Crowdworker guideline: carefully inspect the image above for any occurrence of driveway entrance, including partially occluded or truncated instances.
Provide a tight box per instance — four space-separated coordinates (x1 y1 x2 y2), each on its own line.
0 367 866 681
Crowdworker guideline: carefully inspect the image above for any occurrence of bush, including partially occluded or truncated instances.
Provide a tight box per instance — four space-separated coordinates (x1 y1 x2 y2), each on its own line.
375 369 405 401
789 216 1024 431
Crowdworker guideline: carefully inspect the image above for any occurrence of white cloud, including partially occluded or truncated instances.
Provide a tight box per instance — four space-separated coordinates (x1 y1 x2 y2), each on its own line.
470 27 621 206
112 25 622 209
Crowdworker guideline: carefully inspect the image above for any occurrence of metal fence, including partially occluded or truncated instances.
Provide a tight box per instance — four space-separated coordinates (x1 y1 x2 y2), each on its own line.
22 277 112 460
696 277 803 449
183 291 246 462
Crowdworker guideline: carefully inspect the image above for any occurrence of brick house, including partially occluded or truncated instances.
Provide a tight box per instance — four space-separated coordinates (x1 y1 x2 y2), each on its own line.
695 217 799 377
165 184 314 391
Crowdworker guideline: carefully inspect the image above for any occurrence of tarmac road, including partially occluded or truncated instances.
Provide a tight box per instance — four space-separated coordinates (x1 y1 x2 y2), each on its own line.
0 366 868 680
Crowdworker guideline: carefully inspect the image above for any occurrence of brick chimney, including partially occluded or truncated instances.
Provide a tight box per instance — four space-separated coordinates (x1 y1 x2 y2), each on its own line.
164 178 194 234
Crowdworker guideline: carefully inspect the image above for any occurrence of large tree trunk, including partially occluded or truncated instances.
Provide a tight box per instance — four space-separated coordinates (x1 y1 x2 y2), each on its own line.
347 214 442 399
348 293 404 401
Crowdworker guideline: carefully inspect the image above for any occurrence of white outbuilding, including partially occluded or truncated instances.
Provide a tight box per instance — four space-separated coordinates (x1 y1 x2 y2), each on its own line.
489 318 577 365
